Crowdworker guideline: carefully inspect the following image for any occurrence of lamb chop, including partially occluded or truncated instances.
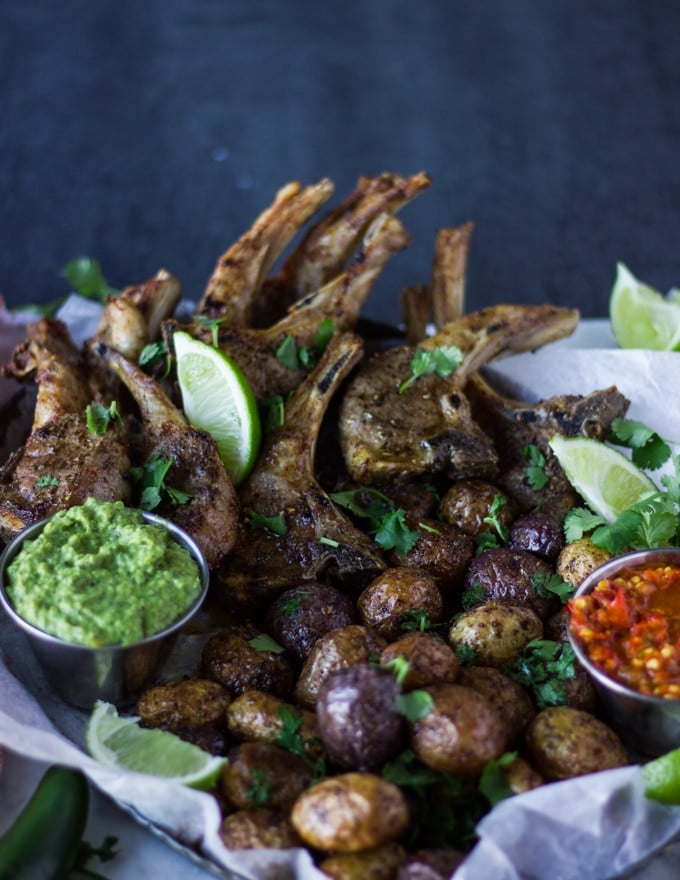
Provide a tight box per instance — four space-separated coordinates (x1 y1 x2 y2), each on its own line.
92 268 182 361
95 344 239 569
166 212 411 403
338 304 580 485
196 178 335 322
213 331 387 608
0 318 131 541
253 170 432 324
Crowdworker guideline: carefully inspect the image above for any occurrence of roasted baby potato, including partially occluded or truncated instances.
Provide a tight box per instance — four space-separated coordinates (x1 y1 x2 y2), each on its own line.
294 625 388 708
379 631 459 691
500 756 545 796
409 683 507 777
448 601 543 667
457 665 535 743
525 706 629 780
389 515 474 593
316 665 405 770
201 623 295 698
218 807 302 850
219 741 313 810
357 567 444 641
463 547 556 619
439 479 515 537
136 678 230 728
508 509 565 560
556 537 612 588
291 772 409 853
225 690 321 758
265 582 356 661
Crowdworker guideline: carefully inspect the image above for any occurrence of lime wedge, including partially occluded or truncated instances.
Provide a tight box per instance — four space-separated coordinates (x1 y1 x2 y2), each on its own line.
86 701 226 789
609 262 680 350
549 435 656 522
643 748 680 804
173 330 261 485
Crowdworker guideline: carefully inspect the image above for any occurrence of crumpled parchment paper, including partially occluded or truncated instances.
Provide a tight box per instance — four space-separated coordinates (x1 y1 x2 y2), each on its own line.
1 304 680 880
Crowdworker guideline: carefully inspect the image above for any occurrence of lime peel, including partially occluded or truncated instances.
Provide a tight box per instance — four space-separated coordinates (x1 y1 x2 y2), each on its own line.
549 435 656 522
643 748 680 805
173 331 261 485
86 700 226 790
609 262 680 351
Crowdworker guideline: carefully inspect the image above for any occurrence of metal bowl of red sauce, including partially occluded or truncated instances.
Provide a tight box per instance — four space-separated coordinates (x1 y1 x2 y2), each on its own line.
567 547 680 757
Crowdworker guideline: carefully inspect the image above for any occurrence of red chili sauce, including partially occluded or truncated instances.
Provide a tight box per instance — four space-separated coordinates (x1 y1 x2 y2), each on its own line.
568 563 680 699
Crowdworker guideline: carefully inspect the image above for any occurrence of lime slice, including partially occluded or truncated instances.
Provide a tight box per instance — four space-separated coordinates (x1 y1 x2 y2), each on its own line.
173 330 261 485
643 748 680 804
549 435 656 522
86 701 226 789
609 262 680 350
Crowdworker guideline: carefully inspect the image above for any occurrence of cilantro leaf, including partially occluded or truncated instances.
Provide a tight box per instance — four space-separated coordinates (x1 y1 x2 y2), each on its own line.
608 418 671 471
532 570 574 605
194 315 226 348
35 474 59 488
563 507 607 543
247 509 287 535
374 507 420 554
461 581 485 610
138 341 171 377
505 638 576 709
62 257 119 301
86 401 122 435
248 634 285 654
398 344 463 393
275 705 326 780
482 494 510 543
247 768 272 805
129 454 192 510
395 690 434 721
479 752 518 807
330 487 420 553
381 655 411 685
521 444 549 490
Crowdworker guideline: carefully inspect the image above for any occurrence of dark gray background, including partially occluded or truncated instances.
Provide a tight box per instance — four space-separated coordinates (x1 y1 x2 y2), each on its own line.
1 0 679 322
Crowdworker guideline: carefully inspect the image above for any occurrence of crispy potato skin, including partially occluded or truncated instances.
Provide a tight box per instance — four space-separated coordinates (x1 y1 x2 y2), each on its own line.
439 479 515 537
556 537 612 588
201 623 295 698
357 567 444 641
291 773 409 853
218 807 302 850
409 683 507 777
219 741 313 810
525 706 629 780
448 602 543 667
380 631 459 691
294 625 388 708
457 665 535 743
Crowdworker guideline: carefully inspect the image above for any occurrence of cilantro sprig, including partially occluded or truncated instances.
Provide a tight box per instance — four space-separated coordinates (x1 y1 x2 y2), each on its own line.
505 638 576 709
608 418 672 471
521 444 549 491
276 318 336 371
129 454 193 510
86 401 122 436
398 344 463 394
329 487 420 554
275 705 326 781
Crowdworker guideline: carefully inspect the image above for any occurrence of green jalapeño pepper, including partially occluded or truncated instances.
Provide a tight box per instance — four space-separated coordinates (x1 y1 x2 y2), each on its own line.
0 764 89 879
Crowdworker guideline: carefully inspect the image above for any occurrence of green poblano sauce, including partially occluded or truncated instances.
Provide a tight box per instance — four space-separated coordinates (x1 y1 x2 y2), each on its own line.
6 498 202 648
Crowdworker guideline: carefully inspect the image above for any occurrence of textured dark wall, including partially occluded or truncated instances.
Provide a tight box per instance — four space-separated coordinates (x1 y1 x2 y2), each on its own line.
1 0 679 322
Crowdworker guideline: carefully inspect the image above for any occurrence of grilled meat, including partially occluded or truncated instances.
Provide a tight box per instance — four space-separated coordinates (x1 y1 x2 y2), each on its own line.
214 331 387 607
0 318 131 540
97 345 239 569
339 304 580 485
467 373 630 514
168 212 410 403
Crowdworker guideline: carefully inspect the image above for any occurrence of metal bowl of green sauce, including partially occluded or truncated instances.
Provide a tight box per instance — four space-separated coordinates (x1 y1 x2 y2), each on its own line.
0 501 210 709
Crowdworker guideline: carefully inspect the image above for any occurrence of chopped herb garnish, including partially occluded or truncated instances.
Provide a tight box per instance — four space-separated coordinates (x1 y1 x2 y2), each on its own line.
455 643 478 667
275 705 326 780
319 535 340 547
461 580 485 610
35 474 59 488
478 752 518 807
608 418 672 471
247 509 287 535
246 768 272 805
247 633 285 654
276 334 301 370
505 638 576 709
195 315 226 348
399 609 433 633
398 344 463 394
62 257 119 302
532 570 574 604
86 401 122 435
395 689 435 721
521 444 549 490
129 454 193 510
138 341 171 377
261 394 286 433
381 655 411 685
482 494 510 543
330 487 420 554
